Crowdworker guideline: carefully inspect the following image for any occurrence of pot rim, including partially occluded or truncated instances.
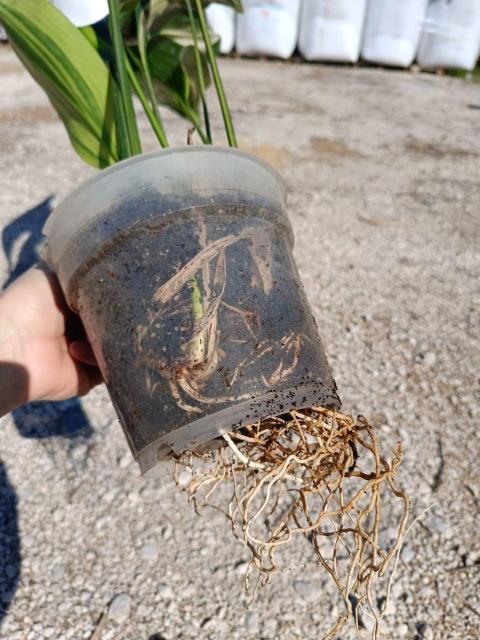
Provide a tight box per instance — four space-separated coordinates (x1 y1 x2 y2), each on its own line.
44 146 289 292
138 380 341 475
44 145 286 239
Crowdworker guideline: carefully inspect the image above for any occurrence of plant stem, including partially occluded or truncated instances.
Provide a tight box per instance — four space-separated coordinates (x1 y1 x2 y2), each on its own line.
126 55 169 148
185 0 212 144
111 77 132 160
189 277 205 364
193 0 237 147
183 104 209 144
107 0 142 156
135 5 169 148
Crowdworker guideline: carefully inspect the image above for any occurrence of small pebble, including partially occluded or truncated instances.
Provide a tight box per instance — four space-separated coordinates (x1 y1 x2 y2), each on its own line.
234 560 249 575
177 469 192 488
293 579 325 603
137 603 152 618
245 611 259 634
141 540 159 562
108 593 131 624
215 620 229 633
423 351 437 366
382 598 396 616
161 524 173 541
51 564 66 582
419 622 434 640
262 619 278 638
401 546 415 563
429 516 454 538
157 583 173 599
118 452 132 468
181 583 196 599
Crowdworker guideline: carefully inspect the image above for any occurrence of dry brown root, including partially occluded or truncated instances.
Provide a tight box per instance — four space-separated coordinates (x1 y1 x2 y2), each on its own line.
174 407 410 639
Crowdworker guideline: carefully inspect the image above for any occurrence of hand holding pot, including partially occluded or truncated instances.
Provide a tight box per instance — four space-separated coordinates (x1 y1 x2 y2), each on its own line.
0 264 102 417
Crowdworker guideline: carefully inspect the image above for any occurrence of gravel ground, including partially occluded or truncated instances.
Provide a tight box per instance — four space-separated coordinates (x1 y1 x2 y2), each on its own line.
0 45 479 640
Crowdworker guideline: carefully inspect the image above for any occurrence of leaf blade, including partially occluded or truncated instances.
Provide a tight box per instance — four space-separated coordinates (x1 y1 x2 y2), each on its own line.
0 0 119 167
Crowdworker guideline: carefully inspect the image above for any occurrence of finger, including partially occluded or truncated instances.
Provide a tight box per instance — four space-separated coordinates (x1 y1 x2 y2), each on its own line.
69 340 99 367
75 364 104 397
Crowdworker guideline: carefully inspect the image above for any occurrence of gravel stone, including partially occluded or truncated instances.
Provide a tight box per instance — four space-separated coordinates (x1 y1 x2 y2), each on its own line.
262 618 278 638
141 540 159 562
157 583 173 599
136 603 152 618
176 470 192 488
401 546 415 563
50 564 66 581
423 351 437 367
419 623 435 640
161 524 173 541
234 560 249 575
245 611 260 634
107 593 131 624
429 516 454 538
292 580 325 603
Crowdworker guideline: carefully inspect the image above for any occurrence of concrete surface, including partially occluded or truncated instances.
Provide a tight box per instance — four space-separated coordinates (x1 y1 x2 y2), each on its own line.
0 44 479 639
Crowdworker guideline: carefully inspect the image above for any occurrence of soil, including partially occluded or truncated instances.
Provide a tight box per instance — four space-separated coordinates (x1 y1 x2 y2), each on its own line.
70 206 338 459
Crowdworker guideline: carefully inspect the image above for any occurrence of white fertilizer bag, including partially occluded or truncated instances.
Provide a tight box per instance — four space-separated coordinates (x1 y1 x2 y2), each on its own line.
417 0 480 71
206 4 236 54
299 0 367 63
361 0 429 67
50 0 109 27
236 0 302 60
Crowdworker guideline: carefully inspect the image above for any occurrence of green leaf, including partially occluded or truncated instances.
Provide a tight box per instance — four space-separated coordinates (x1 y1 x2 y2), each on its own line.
179 45 210 107
0 0 119 168
148 35 183 84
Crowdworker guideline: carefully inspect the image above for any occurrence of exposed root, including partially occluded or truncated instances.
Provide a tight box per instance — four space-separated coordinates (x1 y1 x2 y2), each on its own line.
175 406 410 639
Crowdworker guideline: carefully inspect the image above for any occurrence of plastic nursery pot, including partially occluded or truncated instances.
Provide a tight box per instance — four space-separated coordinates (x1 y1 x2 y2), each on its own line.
45 147 340 473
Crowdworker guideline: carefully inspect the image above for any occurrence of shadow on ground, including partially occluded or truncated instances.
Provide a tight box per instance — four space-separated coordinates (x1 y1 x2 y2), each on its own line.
0 198 95 625
0 463 20 623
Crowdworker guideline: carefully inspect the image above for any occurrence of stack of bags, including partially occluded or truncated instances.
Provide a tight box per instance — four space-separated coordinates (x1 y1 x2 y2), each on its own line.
207 0 480 70
4 1 479 70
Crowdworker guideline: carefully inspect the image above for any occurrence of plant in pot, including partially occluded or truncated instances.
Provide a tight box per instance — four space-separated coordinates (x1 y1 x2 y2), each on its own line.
0 3 409 635
0 0 340 471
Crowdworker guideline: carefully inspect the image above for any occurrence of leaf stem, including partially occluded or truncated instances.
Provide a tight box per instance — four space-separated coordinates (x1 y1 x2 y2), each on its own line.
126 56 169 148
135 5 169 148
185 0 212 144
107 0 142 156
193 0 237 147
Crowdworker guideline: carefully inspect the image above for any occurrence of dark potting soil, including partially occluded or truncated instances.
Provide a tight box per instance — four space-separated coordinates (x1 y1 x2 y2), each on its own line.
69 205 338 457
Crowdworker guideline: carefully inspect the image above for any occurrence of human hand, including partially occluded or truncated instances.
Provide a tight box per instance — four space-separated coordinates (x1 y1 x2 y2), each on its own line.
0 263 102 416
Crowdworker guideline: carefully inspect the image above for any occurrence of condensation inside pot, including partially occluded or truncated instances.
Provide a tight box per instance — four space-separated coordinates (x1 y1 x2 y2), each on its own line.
71 205 335 456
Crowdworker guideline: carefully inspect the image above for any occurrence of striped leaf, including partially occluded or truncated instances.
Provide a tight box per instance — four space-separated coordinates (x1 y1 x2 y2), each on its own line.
0 0 119 168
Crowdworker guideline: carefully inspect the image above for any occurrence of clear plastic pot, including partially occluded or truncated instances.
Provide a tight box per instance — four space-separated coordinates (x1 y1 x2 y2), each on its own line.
45 147 340 473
